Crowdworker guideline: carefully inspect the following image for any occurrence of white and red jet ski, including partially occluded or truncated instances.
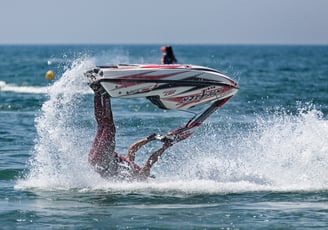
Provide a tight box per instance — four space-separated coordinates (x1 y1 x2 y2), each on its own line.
85 64 239 144
85 64 238 110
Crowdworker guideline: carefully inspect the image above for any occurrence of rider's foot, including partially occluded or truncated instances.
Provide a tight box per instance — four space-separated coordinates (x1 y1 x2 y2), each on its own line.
89 82 107 95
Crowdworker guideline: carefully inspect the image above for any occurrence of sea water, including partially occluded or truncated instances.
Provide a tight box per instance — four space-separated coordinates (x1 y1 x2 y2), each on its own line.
0 45 327 229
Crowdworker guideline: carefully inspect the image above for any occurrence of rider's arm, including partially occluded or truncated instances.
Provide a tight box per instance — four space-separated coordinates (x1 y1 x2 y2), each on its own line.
125 134 157 162
137 142 171 178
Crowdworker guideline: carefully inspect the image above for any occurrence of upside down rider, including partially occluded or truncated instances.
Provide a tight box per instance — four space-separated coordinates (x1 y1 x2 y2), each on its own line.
88 83 172 180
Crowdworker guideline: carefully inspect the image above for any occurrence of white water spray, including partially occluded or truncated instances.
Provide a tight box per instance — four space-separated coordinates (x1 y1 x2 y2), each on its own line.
167 106 328 191
17 57 103 189
16 57 328 193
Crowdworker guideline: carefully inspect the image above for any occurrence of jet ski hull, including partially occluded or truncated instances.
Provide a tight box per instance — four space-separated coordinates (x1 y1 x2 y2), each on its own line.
85 64 238 110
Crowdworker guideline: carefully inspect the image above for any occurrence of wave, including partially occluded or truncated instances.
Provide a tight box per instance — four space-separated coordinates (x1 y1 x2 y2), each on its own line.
0 81 49 94
15 57 328 194
0 81 93 95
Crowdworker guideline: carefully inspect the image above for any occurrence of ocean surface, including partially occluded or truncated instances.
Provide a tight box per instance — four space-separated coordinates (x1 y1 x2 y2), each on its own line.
0 44 327 229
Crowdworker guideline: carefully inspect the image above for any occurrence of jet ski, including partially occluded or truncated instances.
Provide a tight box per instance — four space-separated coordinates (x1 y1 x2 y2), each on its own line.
85 64 238 110
85 64 239 145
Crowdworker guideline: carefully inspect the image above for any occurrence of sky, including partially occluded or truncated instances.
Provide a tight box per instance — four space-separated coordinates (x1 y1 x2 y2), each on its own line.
0 0 327 45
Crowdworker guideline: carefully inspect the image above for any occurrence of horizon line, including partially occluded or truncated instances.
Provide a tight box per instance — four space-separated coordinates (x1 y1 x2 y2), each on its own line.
0 42 327 46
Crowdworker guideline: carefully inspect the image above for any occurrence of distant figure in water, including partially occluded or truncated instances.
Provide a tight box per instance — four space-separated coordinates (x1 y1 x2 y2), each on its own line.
88 84 172 180
161 45 178 64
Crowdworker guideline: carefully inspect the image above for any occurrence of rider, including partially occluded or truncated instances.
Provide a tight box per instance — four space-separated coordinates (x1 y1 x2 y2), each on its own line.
160 46 178 64
88 84 171 179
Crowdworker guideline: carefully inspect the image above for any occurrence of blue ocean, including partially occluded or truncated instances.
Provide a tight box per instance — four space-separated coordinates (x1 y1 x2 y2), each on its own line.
0 45 327 229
